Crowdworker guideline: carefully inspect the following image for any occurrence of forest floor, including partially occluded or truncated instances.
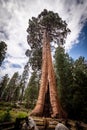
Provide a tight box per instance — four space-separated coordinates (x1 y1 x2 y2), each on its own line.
32 116 87 130
0 102 87 130
0 101 31 122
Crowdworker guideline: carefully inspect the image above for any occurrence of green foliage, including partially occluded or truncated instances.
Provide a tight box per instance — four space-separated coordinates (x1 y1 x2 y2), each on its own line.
0 74 9 100
0 102 31 122
0 41 7 66
27 9 70 72
71 57 87 121
55 47 87 122
0 109 11 122
13 86 20 101
24 72 39 109
4 72 20 101
55 46 73 107
0 109 29 123
17 111 27 119
20 60 29 101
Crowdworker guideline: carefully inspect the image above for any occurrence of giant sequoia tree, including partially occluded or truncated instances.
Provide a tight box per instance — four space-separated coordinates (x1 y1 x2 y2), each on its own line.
27 9 70 118
27 9 70 71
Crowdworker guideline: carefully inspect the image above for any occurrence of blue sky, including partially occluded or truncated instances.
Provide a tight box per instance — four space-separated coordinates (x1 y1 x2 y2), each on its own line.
69 22 87 60
0 0 87 77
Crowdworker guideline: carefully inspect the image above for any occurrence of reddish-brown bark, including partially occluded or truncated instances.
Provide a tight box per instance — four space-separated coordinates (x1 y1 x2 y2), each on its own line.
30 30 67 118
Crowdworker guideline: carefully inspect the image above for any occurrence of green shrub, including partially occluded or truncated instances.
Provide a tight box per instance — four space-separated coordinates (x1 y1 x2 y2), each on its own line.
0 109 11 122
17 112 27 119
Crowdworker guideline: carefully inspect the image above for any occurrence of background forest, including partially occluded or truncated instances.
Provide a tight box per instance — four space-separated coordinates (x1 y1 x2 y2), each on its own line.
0 9 87 124
0 41 87 123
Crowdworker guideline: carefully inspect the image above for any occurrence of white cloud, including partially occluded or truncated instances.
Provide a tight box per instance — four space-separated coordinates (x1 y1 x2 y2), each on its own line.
63 0 87 51
0 0 87 77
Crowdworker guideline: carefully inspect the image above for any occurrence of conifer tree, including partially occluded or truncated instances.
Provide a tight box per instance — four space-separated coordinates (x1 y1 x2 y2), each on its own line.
55 46 73 115
0 74 9 100
27 9 70 118
5 72 19 101
20 60 29 101
0 41 7 66
27 9 70 72
71 57 87 120
24 72 39 108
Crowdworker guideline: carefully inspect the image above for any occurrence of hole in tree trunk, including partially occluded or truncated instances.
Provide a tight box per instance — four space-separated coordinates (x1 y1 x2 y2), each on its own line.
43 83 52 117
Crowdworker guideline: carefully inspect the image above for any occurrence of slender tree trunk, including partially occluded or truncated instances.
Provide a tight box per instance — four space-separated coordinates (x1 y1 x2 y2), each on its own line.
31 30 67 118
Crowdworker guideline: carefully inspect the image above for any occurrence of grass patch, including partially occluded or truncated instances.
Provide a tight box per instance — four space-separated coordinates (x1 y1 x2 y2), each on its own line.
0 101 32 123
0 109 31 123
0 109 11 122
17 111 28 118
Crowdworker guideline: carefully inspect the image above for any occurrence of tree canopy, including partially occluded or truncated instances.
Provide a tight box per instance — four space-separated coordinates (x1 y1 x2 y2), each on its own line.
27 9 70 71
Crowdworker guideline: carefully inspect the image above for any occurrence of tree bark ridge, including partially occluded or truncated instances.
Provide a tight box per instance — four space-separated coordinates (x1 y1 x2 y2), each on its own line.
30 30 67 118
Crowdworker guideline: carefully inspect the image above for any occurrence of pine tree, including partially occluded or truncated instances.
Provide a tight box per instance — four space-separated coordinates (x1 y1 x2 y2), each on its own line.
0 41 7 66
12 75 21 101
5 72 19 101
0 74 9 100
71 57 87 120
20 60 29 101
55 46 73 116
24 72 39 108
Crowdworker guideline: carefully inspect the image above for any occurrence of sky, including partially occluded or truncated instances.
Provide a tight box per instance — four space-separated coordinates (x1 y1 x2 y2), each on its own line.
0 0 87 78
69 22 87 59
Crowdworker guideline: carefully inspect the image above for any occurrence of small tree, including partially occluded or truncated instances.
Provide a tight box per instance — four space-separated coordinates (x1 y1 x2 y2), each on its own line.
0 41 7 66
24 72 39 108
5 72 19 101
20 60 29 101
0 74 9 100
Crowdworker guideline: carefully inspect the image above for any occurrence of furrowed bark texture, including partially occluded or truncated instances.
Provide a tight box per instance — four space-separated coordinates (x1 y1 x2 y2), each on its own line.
30 30 67 118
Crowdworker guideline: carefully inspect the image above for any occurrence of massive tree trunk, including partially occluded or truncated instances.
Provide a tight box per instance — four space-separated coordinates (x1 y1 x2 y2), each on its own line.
30 30 67 118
